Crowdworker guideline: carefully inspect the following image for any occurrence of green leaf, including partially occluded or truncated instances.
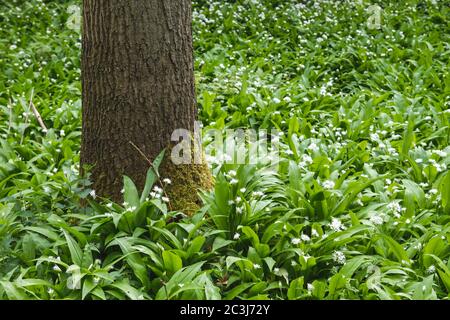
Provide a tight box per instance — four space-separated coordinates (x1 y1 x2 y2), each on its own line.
63 230 83 267
91 287 107 300
412 276 437 300
212 237 234 252
423 236 446 268
0 281 27 300
123 175 140 209
402 179 425 218
23 226 59 241
439 171 450 212
82 277 96 300
15 279 52 288
379 234 410 264
186 236 206 258
162 251 183 274
426 254 450 292
263 257 276 272
140 168 157 203
153 149 166 175
224 283 254 300
156 261 205 300
150 199 168 215
401 116 415 158
241 226 260 247
109 280 144 300
287 277 304 300
22 234 36 262
113 238 150 288
81 244 94 269
328 273 346 298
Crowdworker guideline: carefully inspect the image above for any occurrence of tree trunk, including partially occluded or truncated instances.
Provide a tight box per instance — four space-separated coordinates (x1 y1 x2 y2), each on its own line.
81 0 212 212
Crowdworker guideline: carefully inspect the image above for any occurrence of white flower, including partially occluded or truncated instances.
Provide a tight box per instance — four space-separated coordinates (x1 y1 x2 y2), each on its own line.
291 238 301 245
235 196 242 203
228 200 235 205
162 196 170 203
332 251 346 264
163 178 172 184
302 154 313 164
387 201 402 214
236 207 243 214
89 190 96 199
227 170 237 177
433 150 447 157
240 188 247 193
322 180 335 190
370 215 384 225
47 288 54 294
370 133 379 141
106 203 113 208
301 234 311 242
308 143 319 151
329 218 345 232
252 191 264 198
253 263 261 269
427 265 436 274
230 178 239 185
307 283 314 292
53 265 62 272
272 98 281 104
233 233 240 240
285 149 294 155
311 229 319 237
126 206 137 212
153 186 163 194
273 268 280 273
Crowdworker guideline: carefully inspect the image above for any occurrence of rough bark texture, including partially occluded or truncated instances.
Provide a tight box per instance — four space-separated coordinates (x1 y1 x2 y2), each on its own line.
81 0 212 211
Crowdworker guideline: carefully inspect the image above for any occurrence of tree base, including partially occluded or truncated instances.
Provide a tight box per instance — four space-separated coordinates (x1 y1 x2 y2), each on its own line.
161 159 214 215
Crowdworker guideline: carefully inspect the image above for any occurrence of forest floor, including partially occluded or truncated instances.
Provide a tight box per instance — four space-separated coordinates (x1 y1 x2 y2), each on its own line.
0 0 449 299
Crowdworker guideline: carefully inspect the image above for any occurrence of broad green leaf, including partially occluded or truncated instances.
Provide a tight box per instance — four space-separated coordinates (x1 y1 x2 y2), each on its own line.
287 277 304 300
140 168 157 203
123 175 140 209
162 251 183 274
63 230 83 267
82 277 96 300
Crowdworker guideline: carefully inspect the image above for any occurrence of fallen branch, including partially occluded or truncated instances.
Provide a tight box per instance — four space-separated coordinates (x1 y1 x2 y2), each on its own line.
30 101 48 133
128 140 173 211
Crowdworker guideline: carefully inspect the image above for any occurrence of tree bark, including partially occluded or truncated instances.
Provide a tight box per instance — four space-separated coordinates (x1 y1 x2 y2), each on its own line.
81 0 211 210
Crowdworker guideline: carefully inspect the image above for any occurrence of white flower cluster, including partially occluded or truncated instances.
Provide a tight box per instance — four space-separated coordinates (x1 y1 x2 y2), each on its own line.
329 218 346 232
332 251 346 265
